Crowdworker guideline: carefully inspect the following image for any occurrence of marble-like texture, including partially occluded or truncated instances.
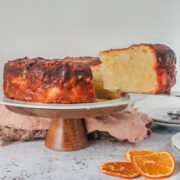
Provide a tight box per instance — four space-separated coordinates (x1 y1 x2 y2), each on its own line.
0 125 179 180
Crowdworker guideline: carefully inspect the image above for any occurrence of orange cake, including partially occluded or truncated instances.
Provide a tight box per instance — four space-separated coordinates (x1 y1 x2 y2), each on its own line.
3 57 98 103
99 44 176 94
3 56 126 103
91 63 126 99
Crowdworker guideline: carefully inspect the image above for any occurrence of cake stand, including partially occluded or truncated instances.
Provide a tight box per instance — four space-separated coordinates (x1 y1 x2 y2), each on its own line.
0 93 145 152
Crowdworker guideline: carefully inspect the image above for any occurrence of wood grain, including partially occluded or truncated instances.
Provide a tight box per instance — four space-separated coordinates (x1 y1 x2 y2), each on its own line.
45 118 88 151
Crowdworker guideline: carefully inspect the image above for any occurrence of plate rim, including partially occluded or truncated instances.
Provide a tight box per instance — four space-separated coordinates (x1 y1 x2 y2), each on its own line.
0 93 146 110
152 118 180 124
154 121 180 127
153 119 180 124
148 107 180 124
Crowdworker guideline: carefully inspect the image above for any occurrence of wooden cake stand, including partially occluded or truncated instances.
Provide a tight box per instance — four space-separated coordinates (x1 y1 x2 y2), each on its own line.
0 94 145 152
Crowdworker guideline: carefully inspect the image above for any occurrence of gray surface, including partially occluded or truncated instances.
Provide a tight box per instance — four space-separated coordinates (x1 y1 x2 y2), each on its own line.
0 126 179 180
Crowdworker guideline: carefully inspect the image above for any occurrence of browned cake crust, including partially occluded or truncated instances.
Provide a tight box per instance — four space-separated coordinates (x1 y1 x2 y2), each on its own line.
3 57 99 103
150 44 176 94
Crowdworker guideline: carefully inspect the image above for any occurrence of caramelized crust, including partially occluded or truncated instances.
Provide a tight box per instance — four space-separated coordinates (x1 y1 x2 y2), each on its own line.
3 57 98 103
151 44 176 94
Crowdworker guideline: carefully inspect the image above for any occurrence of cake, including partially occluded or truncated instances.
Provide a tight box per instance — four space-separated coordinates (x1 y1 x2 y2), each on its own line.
3 57 97 103
99 44 176 94
63 57 126 99
91 63 126 99
4 56 126 103
3 44 176 104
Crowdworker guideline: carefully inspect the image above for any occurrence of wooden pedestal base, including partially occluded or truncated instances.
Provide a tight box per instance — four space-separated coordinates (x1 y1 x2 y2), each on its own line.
45 118 88 151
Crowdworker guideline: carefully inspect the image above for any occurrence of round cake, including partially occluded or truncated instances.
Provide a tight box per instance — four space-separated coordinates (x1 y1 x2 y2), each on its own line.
3 44 176 104
3 57 99 103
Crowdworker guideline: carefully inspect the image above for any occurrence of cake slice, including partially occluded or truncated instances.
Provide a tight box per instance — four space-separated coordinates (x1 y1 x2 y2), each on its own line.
99 44 176 94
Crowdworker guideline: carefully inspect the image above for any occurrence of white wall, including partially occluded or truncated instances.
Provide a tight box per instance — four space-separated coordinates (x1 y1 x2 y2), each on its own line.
0 0 179 90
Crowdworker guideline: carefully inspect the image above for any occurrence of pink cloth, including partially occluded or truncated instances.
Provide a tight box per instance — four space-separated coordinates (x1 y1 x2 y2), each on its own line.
0 105 51 130
0 105 152 143
85 107 152 143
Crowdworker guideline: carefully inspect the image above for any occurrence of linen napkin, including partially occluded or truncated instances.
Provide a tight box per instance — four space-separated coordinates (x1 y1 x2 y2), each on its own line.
0 105 152 145
85 107 152 143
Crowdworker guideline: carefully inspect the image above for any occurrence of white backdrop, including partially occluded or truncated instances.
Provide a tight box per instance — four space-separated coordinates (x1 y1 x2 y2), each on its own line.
0 0 179 90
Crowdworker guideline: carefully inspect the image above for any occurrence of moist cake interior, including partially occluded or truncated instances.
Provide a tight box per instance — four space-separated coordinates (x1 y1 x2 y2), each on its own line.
91 64 126 99
100 45 158 93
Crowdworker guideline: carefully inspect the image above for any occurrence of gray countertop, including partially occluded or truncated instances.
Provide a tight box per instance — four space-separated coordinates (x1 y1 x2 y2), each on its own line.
0 125 179 180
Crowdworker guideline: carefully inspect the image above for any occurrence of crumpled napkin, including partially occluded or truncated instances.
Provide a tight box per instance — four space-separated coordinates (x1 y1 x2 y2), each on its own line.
0 105 50 131
84 107 152 143
0 105 152 144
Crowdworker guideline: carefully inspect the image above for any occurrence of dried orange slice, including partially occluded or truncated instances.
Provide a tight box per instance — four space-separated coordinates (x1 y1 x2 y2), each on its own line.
132 151 176 179
100 162 139 179
126 149 156 162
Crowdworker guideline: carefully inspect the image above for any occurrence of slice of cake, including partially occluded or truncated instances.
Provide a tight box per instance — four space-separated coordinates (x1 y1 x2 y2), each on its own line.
99 44 176 94
3 57 96 103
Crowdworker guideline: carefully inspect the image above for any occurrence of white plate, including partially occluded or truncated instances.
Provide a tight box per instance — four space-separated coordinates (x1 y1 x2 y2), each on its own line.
148 108 180 124
0 93 146 110
154 121 180 128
